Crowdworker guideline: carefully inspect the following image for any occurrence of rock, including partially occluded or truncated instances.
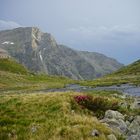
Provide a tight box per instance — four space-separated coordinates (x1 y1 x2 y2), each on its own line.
71 110 75 115
104 110 124 120
101 110 127 135
119 102 128 109
125 121 130 127
128 116 134 123
127 116 140 137
31 126 37 133
107 134 117 140
127 135 140 140
91 129 100 137
101 118 127 134
131 98 140 109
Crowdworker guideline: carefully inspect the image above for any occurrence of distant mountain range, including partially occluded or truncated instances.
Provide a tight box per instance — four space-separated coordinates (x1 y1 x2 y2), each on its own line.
0 27 123 80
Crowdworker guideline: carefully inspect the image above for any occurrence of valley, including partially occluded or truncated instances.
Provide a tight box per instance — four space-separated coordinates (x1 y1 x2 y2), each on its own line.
0 28 140 140
0 57 140 140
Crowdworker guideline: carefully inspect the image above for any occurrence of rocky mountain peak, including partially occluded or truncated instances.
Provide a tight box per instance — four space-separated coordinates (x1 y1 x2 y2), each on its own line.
0 27 123 80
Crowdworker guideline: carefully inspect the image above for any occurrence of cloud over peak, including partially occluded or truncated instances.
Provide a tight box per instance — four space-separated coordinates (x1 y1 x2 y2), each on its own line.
0 20 22 30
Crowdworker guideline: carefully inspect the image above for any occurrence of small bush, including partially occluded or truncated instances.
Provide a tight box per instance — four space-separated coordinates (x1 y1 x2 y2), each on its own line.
74 95 119 117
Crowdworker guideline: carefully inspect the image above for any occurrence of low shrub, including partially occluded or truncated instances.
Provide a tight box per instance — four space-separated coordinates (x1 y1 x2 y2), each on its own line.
74 95 119 118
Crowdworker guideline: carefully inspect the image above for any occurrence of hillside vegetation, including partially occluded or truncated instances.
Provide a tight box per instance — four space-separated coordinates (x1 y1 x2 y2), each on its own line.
0 59 74 92
0 59 28 74
1 91 130 140
114 59 140 75
81 59 140 87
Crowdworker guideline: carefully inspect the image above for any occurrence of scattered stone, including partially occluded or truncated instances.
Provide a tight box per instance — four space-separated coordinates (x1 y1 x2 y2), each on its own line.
127 135 140 140
102 111 140 139
119 102 128 109
128 116 134 123
104 110 124 120
125 121 130 127
101 110 127 135
91 129 100 137
31 126 37 133
107 134 117 140
71 110 75 115
127 116 140 137
131 97 140 109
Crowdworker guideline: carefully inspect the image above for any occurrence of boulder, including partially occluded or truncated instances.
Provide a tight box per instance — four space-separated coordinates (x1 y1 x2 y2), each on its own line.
101 110 127 135
127 135 140 140
127 116 140 137
107 134 117 140
104 110 124 120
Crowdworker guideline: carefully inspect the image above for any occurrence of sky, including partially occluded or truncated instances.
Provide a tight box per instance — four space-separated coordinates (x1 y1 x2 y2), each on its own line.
0 0 140 64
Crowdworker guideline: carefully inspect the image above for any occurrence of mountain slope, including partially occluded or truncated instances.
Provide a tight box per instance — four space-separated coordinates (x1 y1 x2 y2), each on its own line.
0 58 28 74
113 59 140 75
81 59 140 87
0 27 123 80
78 51 122 77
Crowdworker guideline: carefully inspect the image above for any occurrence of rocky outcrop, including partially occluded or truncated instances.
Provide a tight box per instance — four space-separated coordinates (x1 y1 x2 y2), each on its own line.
101 110 140 140
101 110 127 135
0 27 123 80
107 134 117 140
127 116 140 140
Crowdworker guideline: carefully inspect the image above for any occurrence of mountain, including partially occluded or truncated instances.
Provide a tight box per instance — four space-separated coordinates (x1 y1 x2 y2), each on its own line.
0 27 123 80
81 59 140 86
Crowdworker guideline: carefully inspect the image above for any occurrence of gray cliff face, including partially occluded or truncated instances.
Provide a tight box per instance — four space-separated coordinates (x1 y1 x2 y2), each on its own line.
0 27 123 80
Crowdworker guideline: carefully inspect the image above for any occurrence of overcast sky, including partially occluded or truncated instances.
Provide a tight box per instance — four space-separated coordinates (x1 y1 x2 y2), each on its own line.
0 0 140 64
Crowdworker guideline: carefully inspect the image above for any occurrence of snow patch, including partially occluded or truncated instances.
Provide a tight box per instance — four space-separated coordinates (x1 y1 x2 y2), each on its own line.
2 41 14 45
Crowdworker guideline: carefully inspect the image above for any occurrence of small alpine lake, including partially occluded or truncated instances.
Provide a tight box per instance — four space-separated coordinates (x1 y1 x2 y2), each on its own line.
45 84 140 97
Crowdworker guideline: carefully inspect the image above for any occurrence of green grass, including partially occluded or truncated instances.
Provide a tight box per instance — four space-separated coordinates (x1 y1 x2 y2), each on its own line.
114 59 140 75
0 91 138 140
0 71 75 92
0 92 113 140
0 59 28 74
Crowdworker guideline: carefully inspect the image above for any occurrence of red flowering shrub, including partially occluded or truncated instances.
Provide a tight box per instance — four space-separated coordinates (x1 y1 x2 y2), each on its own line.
74 95 93 110
74 95 119 113
74 95 91 104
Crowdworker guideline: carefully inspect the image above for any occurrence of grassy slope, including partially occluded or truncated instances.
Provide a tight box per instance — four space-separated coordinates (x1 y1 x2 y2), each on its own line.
81 59 140 87
0 59 28 74
0 92 124 140
0 59 74 92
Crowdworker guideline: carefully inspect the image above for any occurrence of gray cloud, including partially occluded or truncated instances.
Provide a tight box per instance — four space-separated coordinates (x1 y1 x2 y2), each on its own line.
67 25 140 41
0 20 22 30
65 25 140 64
